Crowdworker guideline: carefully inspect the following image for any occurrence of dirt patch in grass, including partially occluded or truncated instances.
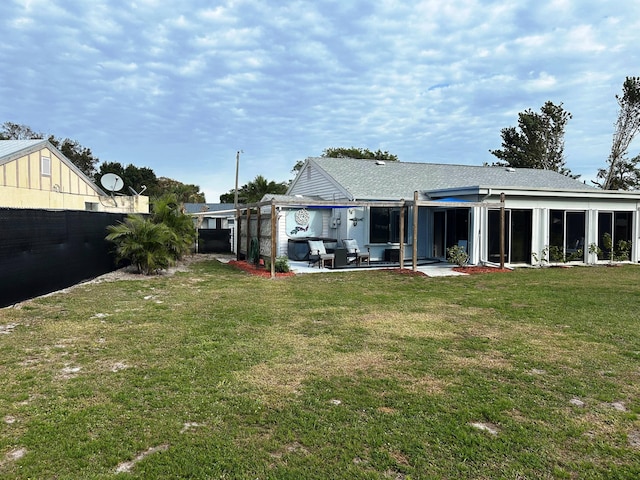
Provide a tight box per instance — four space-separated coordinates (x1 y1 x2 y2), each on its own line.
444 350 514 371
114 444 170 473
1 448 27 467
242 349 396 403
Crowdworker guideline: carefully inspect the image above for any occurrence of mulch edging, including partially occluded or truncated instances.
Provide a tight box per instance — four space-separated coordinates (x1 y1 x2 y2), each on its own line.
228 260 295 278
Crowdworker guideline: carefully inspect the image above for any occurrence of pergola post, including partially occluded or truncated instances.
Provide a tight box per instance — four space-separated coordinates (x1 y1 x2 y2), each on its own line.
271 202 277 278
500 192 506 269
399 201 405 270
412 191 419 271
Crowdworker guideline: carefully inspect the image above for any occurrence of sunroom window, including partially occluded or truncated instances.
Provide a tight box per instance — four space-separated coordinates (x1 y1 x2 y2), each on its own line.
549 210 585 262
597 211 633 261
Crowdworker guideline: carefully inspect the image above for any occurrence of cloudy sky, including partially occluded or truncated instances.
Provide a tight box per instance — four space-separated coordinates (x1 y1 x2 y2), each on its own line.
1 0 638 201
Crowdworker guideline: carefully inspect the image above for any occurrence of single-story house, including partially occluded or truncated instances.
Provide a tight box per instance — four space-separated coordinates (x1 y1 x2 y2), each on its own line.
276 157 640 266
0 139 148 213
184 202 235 229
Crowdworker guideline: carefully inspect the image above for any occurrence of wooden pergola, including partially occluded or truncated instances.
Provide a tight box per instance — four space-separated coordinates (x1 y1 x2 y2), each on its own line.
235 192 506 278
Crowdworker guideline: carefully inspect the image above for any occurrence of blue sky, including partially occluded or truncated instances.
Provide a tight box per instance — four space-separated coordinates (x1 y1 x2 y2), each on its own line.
1 0 639 201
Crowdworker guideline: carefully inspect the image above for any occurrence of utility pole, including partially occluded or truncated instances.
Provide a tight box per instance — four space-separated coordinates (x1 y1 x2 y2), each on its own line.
234 150 243 260
234 150 242 208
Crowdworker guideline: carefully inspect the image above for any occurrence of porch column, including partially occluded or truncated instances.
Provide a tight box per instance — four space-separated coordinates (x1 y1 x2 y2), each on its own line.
412 192 418 271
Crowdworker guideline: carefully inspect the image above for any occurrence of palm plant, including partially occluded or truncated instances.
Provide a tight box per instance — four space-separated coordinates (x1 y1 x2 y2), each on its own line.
106 215 174 275
151 194 196 261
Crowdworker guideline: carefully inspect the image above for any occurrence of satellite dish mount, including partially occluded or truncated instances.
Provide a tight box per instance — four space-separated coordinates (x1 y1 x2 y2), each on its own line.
100 173 125 206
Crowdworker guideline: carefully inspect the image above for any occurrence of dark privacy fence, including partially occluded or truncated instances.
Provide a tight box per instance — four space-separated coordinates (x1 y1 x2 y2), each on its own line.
0 208 126 307
197 229 232 253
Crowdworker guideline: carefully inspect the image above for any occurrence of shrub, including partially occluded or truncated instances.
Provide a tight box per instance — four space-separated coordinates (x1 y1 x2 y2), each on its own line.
274 256 290 273
106 215 174 275
446 245 469 267
151 194 196 261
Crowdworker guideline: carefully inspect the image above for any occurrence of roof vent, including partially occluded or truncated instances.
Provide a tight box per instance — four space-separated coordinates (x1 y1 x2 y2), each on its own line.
375 160 386 166
505 167 515 172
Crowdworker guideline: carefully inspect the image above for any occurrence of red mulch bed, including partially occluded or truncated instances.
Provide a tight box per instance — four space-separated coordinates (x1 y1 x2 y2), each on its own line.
228 260 295 278
452 266 512 274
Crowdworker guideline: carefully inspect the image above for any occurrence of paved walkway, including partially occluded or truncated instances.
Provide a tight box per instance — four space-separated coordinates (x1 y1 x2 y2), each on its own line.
286 260 466 276
215 255 465 277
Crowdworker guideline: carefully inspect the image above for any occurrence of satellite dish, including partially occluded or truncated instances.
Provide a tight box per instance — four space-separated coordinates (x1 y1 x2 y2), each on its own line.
100 173 124 192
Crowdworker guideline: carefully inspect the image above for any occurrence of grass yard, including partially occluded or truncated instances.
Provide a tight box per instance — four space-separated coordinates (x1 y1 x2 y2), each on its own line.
1 259 640 479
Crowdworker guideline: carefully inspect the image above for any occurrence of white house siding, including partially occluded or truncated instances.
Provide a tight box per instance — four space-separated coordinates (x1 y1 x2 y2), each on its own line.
288 164 348 201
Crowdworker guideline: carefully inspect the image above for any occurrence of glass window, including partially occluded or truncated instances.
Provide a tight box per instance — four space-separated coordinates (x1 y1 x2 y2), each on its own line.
549 210 585 262
370 207 408 243
41 156 51 176
598 211 633 260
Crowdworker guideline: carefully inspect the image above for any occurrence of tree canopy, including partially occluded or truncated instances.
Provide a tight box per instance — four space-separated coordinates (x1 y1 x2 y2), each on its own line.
95 162 205 202
321 147 399 161
490 101 574 176
220 175 288 204
594 77 640 190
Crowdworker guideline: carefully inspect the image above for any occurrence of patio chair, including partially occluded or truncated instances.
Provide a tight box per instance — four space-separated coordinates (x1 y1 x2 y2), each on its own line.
342 239 370 266
308 240 334 268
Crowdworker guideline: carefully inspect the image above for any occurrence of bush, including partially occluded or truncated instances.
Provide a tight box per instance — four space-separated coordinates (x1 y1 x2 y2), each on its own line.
446 245 469 267
106 215 174 275
274 257 290 273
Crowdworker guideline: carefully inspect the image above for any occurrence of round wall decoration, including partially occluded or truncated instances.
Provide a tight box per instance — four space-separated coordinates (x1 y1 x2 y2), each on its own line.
294 208 310 225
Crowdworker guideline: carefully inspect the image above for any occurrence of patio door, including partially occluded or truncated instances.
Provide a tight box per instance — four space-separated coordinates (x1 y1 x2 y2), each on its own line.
433 209 469 259
488 209 532 264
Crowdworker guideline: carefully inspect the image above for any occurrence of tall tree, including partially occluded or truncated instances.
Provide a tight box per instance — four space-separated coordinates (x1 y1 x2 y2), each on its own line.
220 175 288 204
151 177 206 203
95 161 158 195
594 77 640 190
490 101 574 176
0 121 43 140
48 136 99 178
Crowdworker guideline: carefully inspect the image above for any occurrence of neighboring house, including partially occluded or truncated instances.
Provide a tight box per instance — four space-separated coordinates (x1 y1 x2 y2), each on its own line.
185 203 236 254
283 157 640 265
0 139 148 213
184 203 235 229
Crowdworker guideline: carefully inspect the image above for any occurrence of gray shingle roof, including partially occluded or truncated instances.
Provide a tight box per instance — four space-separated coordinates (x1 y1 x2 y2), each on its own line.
183 203 235 214
308 157 598 199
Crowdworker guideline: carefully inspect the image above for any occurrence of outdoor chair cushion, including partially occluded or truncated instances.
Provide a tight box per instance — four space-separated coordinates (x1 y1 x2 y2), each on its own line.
308 240 327 255
342 239 359 253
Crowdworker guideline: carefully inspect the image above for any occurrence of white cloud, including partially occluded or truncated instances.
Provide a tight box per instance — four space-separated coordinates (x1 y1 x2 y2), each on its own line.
1 0 639 197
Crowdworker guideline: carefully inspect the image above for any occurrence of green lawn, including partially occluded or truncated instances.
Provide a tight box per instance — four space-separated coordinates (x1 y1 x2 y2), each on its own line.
1 260 640 479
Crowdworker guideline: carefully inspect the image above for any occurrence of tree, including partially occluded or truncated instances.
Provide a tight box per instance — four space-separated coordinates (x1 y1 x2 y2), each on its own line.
490 101 574 176
0 121 43 140
48 136 100 178
95 163 204 201
151 177 205 203
220 175 288 204
594 77 640 190
151 194 196 261
594 154 640 190
95 161 158 195
321 147 399 161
